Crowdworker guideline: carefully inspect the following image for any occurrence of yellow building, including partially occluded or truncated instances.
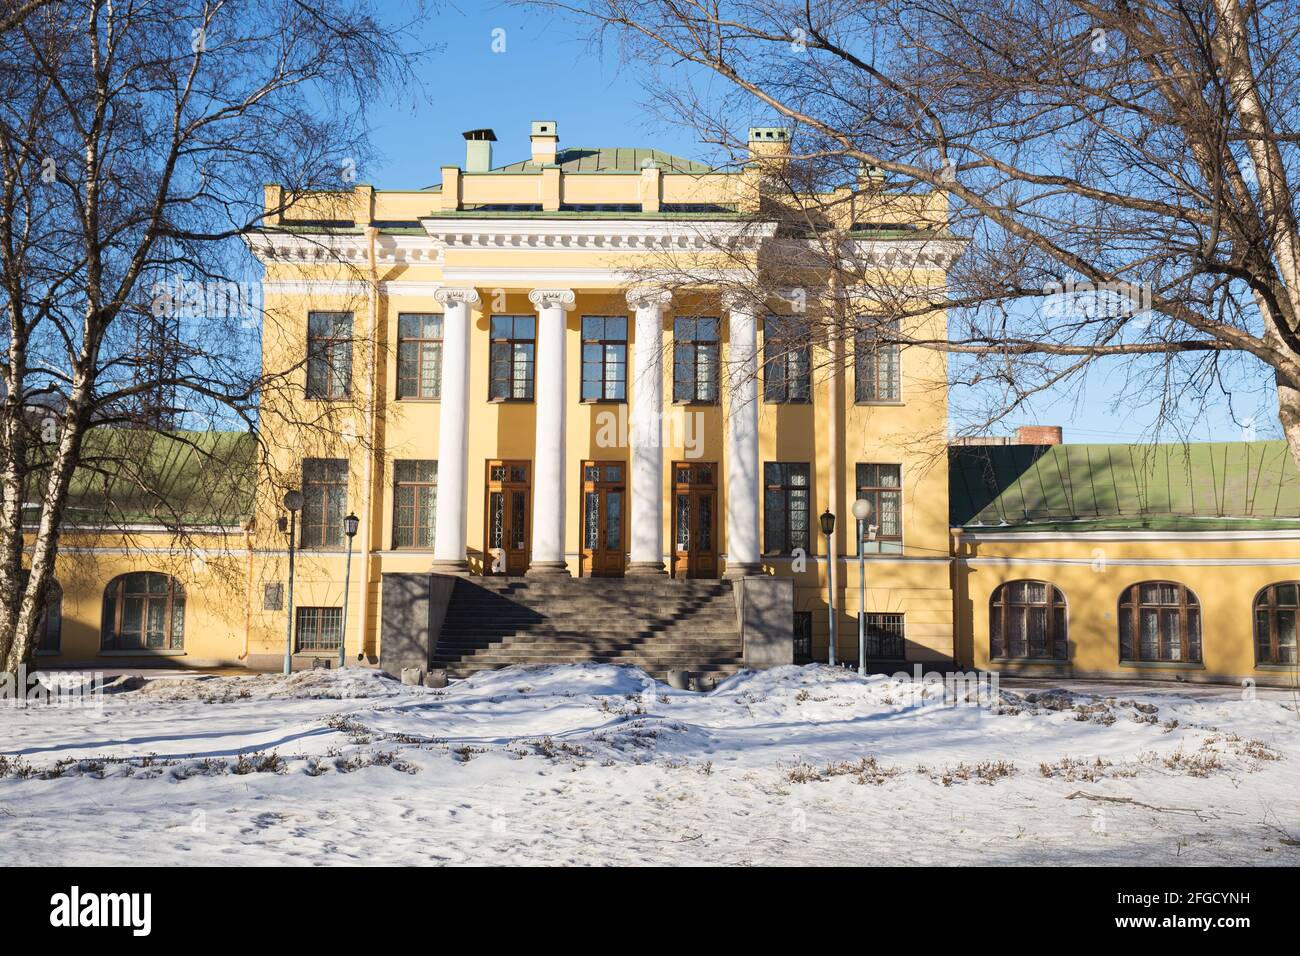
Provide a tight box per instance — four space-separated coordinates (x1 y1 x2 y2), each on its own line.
952 440 1300 685
29 121 1300 686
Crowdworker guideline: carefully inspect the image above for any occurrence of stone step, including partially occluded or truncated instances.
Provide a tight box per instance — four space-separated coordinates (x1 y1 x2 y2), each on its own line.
433 641 742 656
434 651 738 661
438 621 737 635
431 575 742 678
437 634 740 647
438 662 742 684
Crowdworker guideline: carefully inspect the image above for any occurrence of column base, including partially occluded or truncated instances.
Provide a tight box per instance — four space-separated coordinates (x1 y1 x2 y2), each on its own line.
429 559 471 575
626 561 667 576
724 562 765 578
526 561 571 577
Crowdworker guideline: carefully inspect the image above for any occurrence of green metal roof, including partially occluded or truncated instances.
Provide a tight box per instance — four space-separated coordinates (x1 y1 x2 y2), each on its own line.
950 441 1300 532
490 147 714 175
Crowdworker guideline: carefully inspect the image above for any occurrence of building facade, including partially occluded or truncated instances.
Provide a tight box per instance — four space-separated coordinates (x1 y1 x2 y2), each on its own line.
28 121 1300 685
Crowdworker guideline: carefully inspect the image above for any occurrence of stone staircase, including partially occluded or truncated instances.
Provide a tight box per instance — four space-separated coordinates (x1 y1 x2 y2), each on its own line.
431 576 745 682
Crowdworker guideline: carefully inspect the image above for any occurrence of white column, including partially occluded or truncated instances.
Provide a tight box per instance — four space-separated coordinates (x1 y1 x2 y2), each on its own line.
431 287 479 571
627 288 671 574
725 293 762 576
527 288 575 574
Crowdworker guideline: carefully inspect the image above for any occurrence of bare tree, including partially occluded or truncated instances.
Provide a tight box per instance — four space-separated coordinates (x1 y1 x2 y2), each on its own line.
530 0 1300 466
0 0 425 671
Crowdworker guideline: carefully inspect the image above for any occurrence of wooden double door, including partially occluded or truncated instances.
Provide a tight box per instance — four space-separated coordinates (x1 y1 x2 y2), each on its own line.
483 458 719 578
485 460 530 575
581 460 626 577
672 461 718 578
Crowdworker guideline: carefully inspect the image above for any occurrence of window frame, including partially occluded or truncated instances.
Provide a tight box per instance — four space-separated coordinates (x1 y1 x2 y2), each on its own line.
1118 581 1202 664
392 459 438 549
100 572 185 651
396 312 443 401
1254 582 1299 666
855 463 904 554
762 461 811 556
989 580 1069 661
864 612 906 660
793 610 814 664
672 316 720 404
305 311 354 400
763 315 812 404
854 317 901 404
488 315 536 402
36 578 62 653
301 458 349 550
295 606 343 652
580 315 628 403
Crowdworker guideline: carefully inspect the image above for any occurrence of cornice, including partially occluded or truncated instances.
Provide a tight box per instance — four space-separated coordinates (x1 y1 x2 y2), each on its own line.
246 232 445 265
419 217 778 252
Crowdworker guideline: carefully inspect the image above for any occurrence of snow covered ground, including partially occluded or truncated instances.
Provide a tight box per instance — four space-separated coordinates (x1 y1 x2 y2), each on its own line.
1 663 1298 865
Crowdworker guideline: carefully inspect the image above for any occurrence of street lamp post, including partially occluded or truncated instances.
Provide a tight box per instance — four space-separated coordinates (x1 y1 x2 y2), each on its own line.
819 509 837 667
852 498 873 676
339 512 359 669
279 490 304 675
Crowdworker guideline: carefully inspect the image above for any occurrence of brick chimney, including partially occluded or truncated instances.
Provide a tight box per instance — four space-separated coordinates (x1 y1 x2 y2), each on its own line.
1015 425 1063 445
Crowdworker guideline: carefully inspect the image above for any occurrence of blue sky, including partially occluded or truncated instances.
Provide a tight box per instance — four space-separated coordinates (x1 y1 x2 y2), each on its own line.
356 2 1282 445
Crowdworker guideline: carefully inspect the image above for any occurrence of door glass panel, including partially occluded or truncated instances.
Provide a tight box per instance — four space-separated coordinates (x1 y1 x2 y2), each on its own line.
489 492 504 548
606 492 622 550
584 492 600 548
676 495 690 549
511 491 527 549
698 494 712 551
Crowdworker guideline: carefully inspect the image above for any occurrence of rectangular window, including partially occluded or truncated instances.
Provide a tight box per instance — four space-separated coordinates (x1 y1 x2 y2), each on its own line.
794 611 813 663
301 458 348 549
763 462 811 555
673 317 720 403
581 316 628 401
864 613 905 659
397 313 443 399
489 315 536 400
856 463 903 554
306 311 353 399
393 459 437 548
763 316 811 403
295 606 342 651
855 317 900 402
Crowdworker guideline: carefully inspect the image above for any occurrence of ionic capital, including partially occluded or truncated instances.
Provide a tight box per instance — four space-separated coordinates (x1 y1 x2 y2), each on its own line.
433 287 481 307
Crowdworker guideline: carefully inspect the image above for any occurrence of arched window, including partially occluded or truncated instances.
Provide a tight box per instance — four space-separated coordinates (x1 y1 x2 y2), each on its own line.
1118 582 1201 663
101 573 185 651
38 580 62 652
990 580 1068 660
1254 583 1299 665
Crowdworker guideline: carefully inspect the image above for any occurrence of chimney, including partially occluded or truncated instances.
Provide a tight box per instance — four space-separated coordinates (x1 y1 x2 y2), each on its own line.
530 120 559 165
857 160 886 191
1015 425 1063 445
747 126 791 162
462 128 497 173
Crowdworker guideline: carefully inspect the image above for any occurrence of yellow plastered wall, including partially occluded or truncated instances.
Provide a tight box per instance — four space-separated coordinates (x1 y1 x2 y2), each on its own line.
39 529 252 666
957 534 1300 684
